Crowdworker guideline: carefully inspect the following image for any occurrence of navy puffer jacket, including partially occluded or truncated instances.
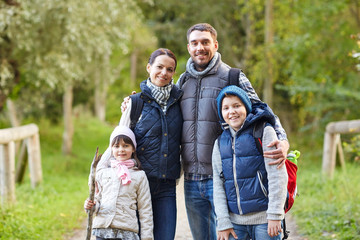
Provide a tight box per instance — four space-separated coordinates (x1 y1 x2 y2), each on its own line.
133 80 183 180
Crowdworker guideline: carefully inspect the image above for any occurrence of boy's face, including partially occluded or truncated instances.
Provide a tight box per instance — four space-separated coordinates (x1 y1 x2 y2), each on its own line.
221 95 247 131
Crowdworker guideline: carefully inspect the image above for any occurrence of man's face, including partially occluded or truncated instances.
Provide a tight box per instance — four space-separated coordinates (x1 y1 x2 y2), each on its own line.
187 30 218 71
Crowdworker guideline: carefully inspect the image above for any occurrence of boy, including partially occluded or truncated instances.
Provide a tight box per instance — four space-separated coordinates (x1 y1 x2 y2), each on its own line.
212 85 288 240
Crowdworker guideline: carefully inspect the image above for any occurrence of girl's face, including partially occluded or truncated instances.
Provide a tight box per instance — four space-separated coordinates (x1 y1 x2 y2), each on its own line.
221 95 247 131
146 55 176 87
111 139 135 162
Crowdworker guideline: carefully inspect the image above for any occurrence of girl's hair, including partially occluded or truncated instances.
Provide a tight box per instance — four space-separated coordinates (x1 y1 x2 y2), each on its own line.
111 135 142 169
148 48 177 70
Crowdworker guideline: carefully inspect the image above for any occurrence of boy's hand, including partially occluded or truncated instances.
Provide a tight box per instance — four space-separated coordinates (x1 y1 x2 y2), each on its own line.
268 219 282 237
121 91 137 113
264 140 289 168
217 228 238 240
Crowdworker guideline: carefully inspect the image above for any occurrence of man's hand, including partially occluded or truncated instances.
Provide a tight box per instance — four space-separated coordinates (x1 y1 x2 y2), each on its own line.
217 228 238 240
264 139 289 168
121 91 136 113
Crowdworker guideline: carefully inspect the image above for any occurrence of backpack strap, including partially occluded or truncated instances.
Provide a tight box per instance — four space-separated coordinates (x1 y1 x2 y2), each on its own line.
228 68 241 86
129 93 144 130
177 72 191 89
253 120 267 155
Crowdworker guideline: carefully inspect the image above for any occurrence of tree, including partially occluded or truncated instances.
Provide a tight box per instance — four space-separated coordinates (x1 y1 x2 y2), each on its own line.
0 0 146 154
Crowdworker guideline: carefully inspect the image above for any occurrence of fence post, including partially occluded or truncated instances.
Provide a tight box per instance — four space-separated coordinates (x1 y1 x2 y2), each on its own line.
322 120 360 178
27 133 42 188
322 131 337 178
0 124 42 205
0 141 16 205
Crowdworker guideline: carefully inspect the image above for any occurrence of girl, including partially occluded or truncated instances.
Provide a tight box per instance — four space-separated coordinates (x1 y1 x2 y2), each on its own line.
84 126 153 240
98 48 182 240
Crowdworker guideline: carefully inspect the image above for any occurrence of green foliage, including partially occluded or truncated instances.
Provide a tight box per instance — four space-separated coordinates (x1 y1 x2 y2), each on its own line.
0 117 113 239
271 0 360 133
343 135 360 162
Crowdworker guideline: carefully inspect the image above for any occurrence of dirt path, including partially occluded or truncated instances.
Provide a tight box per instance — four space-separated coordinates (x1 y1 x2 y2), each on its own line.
65 177 302 240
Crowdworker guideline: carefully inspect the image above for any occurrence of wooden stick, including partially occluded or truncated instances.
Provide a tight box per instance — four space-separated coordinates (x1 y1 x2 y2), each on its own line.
86 147 102 240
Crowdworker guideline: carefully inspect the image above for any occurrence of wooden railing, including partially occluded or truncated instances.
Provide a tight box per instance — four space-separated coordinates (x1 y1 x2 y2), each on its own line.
0 124 42 205
322 119 360 178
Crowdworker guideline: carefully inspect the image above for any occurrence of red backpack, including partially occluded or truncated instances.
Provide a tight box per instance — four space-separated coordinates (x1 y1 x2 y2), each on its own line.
253 121 299 239
253 121 299 213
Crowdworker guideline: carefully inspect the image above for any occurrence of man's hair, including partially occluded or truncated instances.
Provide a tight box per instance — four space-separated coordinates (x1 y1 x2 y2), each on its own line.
186 23 217 42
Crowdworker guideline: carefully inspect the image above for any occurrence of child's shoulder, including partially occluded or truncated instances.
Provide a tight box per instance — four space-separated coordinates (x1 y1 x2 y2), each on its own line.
130 168 147 176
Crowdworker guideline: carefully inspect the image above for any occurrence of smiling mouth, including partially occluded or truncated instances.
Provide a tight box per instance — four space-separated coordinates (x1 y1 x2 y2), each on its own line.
196 51 208 57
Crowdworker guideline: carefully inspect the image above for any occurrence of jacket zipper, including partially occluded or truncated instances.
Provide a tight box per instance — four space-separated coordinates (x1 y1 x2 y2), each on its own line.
232 135 242 214
194 77 201 172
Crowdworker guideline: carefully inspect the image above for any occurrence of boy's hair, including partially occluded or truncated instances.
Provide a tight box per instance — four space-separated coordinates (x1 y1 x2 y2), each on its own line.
111 135 142 169
187 23 217 42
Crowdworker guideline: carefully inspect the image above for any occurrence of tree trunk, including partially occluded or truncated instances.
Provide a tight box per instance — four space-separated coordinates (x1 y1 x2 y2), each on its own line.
62 84 74 155
94 54 110 122
6 99 20 127
130 50 138 89
263 0 274 107
240 0 255 68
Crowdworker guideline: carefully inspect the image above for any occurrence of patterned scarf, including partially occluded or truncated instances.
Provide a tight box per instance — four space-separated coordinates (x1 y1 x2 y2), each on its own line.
186 52 220 78
110 159 135 185
146 78 173 112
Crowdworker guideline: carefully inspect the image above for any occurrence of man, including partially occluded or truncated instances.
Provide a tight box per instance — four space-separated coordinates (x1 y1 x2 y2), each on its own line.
177 23 289 240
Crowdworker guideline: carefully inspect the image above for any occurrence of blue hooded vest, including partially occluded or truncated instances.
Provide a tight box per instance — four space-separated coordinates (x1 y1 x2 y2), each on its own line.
218 103 275 215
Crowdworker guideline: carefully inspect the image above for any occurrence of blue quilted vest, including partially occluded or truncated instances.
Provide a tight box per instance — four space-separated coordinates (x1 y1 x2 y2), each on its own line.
133 81 183 180
218 104 275 215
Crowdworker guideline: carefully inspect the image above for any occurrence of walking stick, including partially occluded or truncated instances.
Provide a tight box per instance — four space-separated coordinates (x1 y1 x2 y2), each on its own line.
86 147 102 240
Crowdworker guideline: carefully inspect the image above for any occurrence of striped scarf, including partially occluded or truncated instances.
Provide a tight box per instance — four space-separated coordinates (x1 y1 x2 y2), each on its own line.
146 78 173 112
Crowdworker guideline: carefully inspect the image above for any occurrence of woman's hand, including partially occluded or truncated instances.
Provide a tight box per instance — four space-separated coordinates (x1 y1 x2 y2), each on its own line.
121 91 137 113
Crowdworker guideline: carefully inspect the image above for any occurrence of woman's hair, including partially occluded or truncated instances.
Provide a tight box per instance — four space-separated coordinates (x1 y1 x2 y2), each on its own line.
148 48 177 70
111 135 142 169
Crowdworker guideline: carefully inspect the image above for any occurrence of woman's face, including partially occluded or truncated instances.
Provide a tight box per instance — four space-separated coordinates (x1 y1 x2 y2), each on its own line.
147 55 176 87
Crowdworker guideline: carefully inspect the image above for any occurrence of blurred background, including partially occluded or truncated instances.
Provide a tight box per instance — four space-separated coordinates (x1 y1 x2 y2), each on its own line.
0 0 359 239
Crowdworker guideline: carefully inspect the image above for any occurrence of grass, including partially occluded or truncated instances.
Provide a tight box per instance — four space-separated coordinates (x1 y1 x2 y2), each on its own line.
0 117 360 239
289 134 360 240
0 116 114 240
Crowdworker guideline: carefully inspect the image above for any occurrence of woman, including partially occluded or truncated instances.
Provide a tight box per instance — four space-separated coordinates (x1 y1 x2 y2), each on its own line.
98 48 182 240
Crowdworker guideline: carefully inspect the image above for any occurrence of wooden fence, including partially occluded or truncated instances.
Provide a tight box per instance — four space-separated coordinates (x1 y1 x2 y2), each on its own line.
322 119 360 178
0 124 42 205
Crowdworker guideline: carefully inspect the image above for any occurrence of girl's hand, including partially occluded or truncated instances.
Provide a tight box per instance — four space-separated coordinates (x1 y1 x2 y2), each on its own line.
217 228 238 240
84 199 95 210
268 219 282 237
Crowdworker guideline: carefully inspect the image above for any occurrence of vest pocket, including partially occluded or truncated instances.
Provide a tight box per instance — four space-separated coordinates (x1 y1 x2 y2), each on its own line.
200 86 222 99
257 170 268 197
